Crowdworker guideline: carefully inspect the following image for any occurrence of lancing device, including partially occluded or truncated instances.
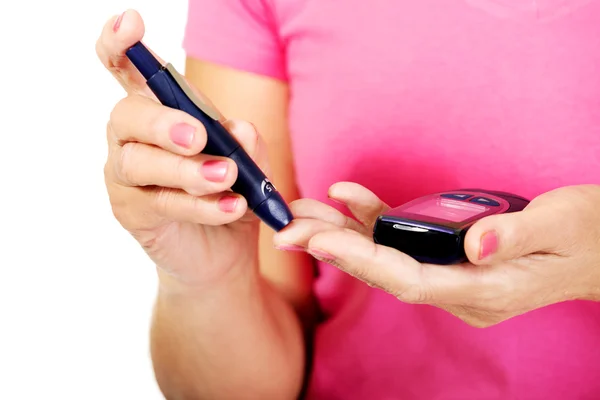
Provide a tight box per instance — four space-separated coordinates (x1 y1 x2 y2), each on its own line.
373 189 530 264
125 42 293 231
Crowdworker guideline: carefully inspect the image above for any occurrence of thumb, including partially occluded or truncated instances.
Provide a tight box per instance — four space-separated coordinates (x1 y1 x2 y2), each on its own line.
327 182 390 229
464 208 558 264
96 10 155 96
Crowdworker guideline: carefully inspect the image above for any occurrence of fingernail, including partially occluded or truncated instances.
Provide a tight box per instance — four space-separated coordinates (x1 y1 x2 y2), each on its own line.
479 231 498 260
276 244 305 252
201 161 229 182
170 123 195 148
113 12 124 32
218 195 239 213
308 249 335 260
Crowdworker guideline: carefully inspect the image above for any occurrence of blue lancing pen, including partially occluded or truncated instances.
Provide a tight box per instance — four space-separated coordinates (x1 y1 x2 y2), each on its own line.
126 42 293 231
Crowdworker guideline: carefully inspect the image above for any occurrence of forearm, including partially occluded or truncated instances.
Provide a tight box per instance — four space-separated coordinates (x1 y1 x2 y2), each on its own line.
150 266 306 400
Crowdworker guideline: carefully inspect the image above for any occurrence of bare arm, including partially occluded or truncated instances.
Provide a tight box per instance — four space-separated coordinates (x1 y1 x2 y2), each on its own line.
150 58 316 399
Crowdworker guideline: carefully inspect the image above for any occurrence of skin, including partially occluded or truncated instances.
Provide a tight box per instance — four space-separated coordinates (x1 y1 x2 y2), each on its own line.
97 8 600 400
275 183 600 328
96 10 313 400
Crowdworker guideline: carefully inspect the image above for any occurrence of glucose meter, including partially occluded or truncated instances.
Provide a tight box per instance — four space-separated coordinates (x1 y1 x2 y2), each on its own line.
372 189 529 264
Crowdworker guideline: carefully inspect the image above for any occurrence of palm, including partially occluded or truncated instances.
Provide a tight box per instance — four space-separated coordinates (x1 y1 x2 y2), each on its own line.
138 216 259 285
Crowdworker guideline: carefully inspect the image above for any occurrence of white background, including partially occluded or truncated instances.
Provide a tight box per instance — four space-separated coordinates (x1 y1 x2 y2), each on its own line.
0 1 188 398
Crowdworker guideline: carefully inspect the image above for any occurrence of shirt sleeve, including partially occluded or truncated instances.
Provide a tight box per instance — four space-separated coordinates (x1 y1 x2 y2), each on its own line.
183 0 287 81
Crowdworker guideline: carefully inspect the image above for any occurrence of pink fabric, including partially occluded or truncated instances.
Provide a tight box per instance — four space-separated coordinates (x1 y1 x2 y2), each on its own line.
184 1 600 398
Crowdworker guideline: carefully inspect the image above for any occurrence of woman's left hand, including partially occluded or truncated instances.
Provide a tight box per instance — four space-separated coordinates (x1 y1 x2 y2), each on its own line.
274 183 600 327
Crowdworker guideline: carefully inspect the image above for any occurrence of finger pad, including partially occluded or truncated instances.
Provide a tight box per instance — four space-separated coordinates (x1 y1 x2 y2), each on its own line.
116 10 145 50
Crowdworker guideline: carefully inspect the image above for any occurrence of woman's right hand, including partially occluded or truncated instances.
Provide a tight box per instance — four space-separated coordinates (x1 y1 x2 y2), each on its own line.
96 10 267 287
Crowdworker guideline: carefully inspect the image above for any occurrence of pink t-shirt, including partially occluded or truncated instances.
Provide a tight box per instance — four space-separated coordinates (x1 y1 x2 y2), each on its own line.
183 1 600 398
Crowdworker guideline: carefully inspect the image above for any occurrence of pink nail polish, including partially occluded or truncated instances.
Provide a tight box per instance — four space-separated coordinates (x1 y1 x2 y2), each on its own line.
113 12 124 32
218 195 239 213
276 244 305 252
201 161 229 182
309 249 335 260
170 123 195 148
479 231 498 260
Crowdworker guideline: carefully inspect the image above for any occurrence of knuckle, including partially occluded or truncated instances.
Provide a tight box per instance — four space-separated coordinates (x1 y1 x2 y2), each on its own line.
104 185 131 225
104 132 120 182
105 120 112 143
103 159 112 183
152 188 209 223
109 97 129 130
151 107 184 148
173 156 196 190
135 227 172 259
175 156 188 181
105 120 118 146
117 142 139 184
394 284 433 304
111 95 147 126
495 219 522 252
109 200 127 225
152 187 176 216
147 107 166 139
186 195 212 222
388 264 431 304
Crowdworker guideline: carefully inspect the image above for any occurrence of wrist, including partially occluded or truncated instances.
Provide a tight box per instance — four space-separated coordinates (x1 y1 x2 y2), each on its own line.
155 260 260 298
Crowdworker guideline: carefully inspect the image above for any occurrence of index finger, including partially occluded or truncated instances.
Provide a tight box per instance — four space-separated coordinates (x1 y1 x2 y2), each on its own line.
95 9 161 97
306 229 492 305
